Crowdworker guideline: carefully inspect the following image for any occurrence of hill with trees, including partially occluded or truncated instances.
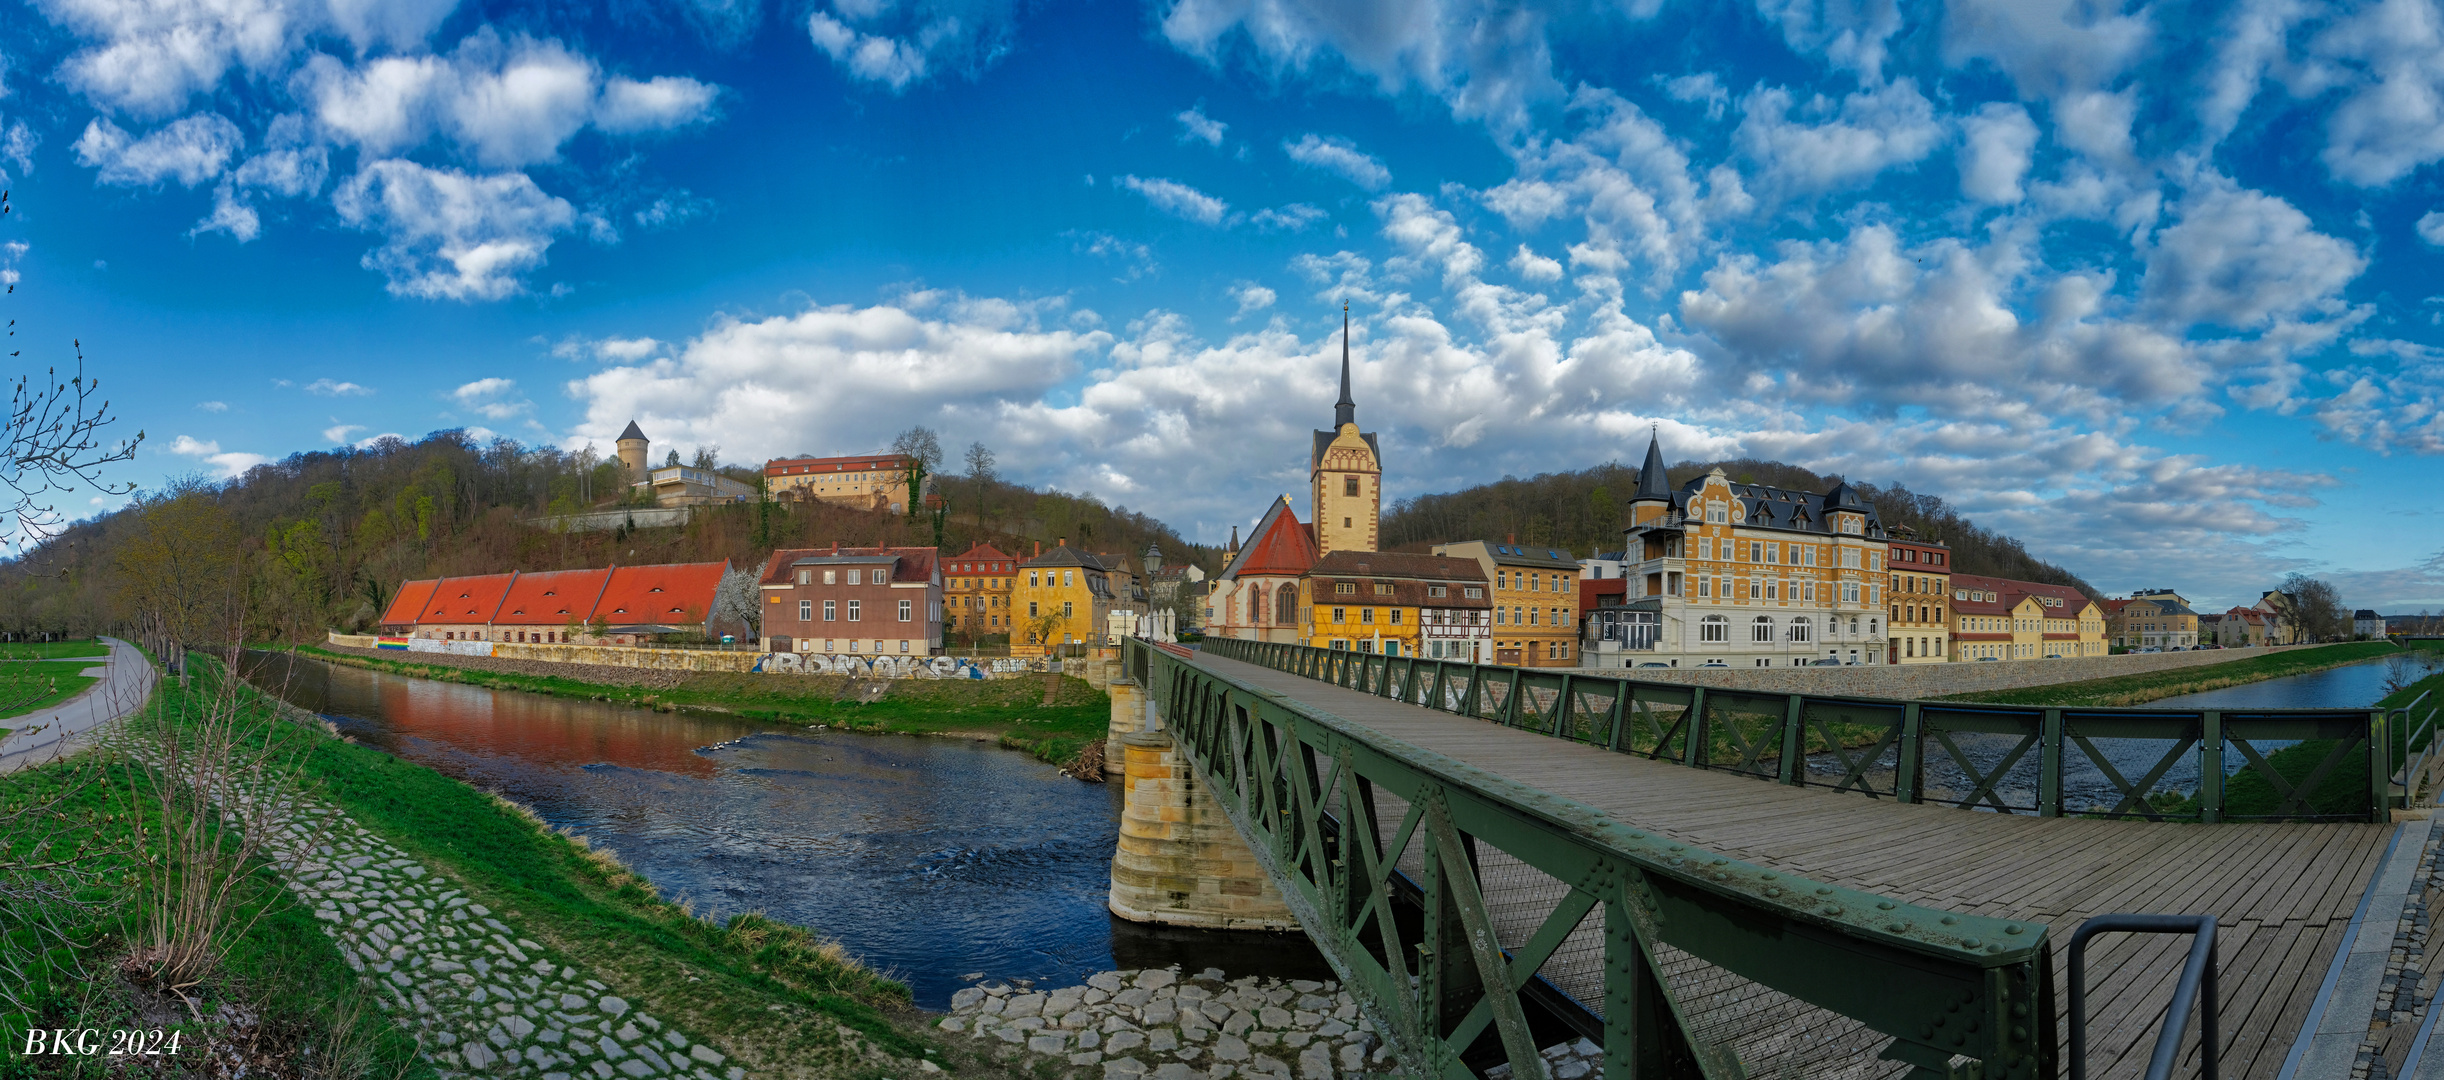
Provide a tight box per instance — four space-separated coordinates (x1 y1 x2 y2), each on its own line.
1380 456 2102 600
0 428 1220 643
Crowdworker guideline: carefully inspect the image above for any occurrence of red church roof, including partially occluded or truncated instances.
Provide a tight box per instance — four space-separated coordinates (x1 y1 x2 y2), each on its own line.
1221 497 1317 579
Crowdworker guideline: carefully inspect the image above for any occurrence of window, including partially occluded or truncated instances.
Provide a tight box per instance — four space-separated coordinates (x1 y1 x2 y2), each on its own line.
1789 618 1812 642
1529 608 1540 625
799 600 813 621
1498 570 1509 588
847 599 861 621
1701 616 1728 642
1766 544 1780 565
1707 501 1727 524
1464 587 1484 599
1803 547 1816 567
900 639 910 653
1337 582 1357 595
823 570 838 585
1064 571 1075 587
898 599 912 622
1700 538 1714 560
1752 616 1775 643
1030 571 1040 587
796 569 812 585
1344 476 1359 497
1028 601 1039 616
1390 609 1404 624
1749 580 1762 599
847 569 862 585
1375 583 1394 595
1361 608 1374 624
1766 580 1779 600
1698 576 1711 597
1333 607 1347 623
1063 601 1074 617
823 600 837 621
1428 585 1447 598
1751 542 1763 562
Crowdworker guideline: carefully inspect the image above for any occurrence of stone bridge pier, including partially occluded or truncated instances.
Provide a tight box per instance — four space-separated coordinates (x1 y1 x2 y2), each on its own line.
1105 678 1298 931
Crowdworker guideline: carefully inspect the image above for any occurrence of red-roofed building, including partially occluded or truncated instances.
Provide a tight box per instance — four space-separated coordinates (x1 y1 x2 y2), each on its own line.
763 453 918 513
1945 573 2104 661
756 545 943 656
1207 496 1320 645
384 560 728 645
492 568 614 643
943 543 1018 637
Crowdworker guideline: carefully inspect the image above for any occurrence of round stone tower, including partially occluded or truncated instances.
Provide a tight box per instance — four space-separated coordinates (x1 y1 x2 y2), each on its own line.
615 420 649 480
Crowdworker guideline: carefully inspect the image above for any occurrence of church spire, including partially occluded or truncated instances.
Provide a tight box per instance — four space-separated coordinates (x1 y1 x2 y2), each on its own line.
1333 301 1355 429
1632 428 1671 502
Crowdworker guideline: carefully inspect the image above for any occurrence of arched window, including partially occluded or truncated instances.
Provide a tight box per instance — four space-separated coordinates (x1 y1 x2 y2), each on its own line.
1700 615 1728 642
1251 588 1268 626
1752 616 1774 643
1788 618 1812 643
1276 584 1298 626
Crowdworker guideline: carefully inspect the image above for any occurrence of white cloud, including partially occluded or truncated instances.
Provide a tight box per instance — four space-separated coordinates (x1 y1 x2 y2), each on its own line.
804 0 1015 92
1509 244 1563 282
1250 203 1328 231
1939 0 2152 99
195 400 228 411
1284 133 1390 189
1071 230 1157 281
1229 281 1276 317
332 158 577 301
1735 78 1945 195
73 112 242 186
633 190 711 229
1118 175 1229 225
594 76 719 134
2313 0 2444 187
1177 106 1226 147
451 376 531 419
192 181 261 240
2052 88 2136 165
305 378 372 395
1157 0 1567 131
323 422 364 442
0 118 35 183
2421 210 2444 246
166 434 269 478
1756 0 1903 83
1481 87 1740 283
1655 72 1728 119
1958 102 2039 203
2141 180 2365 329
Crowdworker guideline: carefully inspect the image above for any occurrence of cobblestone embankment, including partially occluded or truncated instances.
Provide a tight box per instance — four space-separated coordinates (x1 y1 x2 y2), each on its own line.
939 968 1387 1079
312 645 693 691
264 798 766 1080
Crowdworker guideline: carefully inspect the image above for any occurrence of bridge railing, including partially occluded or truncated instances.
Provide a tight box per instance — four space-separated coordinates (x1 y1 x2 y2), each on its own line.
1198 637 2397 824
1128 637 2055 1080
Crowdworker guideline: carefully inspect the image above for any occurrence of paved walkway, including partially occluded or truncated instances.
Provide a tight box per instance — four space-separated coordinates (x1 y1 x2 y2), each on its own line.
1183 650 2400 1080
0 637 156 773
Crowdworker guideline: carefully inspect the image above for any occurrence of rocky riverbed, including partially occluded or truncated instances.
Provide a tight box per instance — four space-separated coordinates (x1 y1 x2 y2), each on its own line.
938 967 1390 1079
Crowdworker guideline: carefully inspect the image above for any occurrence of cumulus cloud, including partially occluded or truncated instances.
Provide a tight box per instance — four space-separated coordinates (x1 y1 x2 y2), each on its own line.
1958 102 2039 203
73 112 243 186
1508 244 1563 282
1284 133 1390 189
2140 181 2365 329
594 76 720 134
2313 0 2444 187
1176 106 1226 146
1481 87 1741 283
1157 0 1567 131
323 422 364 442
1250 203 1328 231
1118 175 1229 225
2421 210 2444 246
305 378 372 395
195 400 228 411
1229 281 1276 317
1654 72 1728 119
1735 78 1945 195
166 434 269 478
451 376 532 419
1939 0 2152 99
1756 0 1904 83
333 159 578 301
804 0 1017 91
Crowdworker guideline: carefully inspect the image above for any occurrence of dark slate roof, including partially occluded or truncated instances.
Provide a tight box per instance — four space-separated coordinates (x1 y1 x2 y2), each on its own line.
1020 544 1113 572
1632 436 1671 501
618 420 647 442
2356 609 2383 619
1661 474 1887 539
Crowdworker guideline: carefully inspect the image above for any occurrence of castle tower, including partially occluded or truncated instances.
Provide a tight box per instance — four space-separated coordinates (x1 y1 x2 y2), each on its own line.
615 420 649 481
1310 304 1381 556
1627 432 1672 526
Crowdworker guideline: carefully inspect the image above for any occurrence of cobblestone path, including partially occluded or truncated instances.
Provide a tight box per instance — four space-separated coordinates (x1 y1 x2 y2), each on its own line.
939 967 1395 1079
264 801 742 1080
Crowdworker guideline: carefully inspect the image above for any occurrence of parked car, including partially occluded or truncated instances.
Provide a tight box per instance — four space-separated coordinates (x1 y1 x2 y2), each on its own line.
1809 658 1843 666
1977 656 2000 661
1698 661 1729 668
1636 662 1670 668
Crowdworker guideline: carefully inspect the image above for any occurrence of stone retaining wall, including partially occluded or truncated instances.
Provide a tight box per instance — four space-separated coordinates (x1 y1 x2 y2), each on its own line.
1583 643 2343 698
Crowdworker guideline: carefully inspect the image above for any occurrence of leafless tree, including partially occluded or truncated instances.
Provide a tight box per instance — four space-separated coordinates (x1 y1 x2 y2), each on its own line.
2278 572 2350 642
0 189 143 551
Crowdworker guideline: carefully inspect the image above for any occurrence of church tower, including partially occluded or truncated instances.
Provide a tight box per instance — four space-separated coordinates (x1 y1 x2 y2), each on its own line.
1311 303 1382 556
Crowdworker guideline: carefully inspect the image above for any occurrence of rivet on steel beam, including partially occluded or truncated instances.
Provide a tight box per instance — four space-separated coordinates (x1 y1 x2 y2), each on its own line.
1815 887 1833 896
1822 906 1842 916
1961 938 1981 948
1877 900 1896 910
1940 915 1958 926
1888 923 1906 933
2003 924 2022 934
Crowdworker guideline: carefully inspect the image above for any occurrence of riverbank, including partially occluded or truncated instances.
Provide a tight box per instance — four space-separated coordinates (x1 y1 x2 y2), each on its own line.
1939 641 2404 707
285 644 1111 770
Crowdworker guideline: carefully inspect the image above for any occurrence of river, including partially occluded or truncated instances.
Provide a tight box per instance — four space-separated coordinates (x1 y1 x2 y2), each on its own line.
243 653 1329 1009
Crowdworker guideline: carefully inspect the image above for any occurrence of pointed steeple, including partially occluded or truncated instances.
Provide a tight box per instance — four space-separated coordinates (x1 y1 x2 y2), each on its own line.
1632 429 1671 502
1333 301 1355 429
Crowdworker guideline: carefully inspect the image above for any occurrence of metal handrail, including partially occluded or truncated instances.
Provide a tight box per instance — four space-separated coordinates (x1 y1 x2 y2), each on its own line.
2391 691 2438 806
2069 914 2218 1080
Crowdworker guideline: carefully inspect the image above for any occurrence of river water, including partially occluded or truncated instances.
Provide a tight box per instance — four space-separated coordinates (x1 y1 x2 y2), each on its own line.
244 654 1329 1009
1801 654 2443 813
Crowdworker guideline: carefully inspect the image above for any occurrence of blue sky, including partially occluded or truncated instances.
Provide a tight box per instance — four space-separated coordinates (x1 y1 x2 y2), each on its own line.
2 0 2442 612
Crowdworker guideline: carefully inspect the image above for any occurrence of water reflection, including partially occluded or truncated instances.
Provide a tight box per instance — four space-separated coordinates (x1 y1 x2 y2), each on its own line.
244 653 1327 1008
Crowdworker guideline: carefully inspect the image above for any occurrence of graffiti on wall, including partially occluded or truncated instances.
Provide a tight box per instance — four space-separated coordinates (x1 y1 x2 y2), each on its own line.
749 653 1051 678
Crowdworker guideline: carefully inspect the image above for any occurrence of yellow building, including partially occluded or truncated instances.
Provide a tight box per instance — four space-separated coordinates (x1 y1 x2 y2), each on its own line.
1948 573 2106 660
1886 535 1952 664
763 453 918 513
943 542 1018 637
2108 589 2200 650
1301 551 1489 656
1311 304 1382 557
1431 539 1583 666
1011 542 1119 656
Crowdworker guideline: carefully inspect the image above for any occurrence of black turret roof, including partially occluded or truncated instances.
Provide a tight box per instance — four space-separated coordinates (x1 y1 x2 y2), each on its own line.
1632 435 1670 502
618 420 647 442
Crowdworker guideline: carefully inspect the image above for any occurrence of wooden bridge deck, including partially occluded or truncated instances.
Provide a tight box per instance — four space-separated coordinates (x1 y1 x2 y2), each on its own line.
1184 651 2396 1080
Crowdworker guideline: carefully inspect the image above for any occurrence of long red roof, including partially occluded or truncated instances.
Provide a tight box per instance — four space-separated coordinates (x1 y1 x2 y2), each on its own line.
423 573 518 624
382 579 440 626
595 561 728 625
494 568 614 625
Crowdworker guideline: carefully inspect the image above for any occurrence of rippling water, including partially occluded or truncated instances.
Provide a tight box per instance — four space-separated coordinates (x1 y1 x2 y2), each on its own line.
244 654 1329 1008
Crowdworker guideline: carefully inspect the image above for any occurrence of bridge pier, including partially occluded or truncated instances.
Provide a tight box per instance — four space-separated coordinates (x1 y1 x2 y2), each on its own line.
1104 677 1138 776
1107 729 1299 931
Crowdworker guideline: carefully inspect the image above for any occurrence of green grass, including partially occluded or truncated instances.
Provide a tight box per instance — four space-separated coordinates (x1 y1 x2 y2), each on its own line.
292 644 1113 767
0 640 108 661
0 660 103 721
0 698 432 1079
1941 642 2404 708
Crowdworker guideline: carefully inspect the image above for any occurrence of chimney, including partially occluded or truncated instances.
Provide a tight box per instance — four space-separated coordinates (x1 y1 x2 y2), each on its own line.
1057 536 1067 549
1507 533 1517 545
1034 541 1042 557
831 539 840 555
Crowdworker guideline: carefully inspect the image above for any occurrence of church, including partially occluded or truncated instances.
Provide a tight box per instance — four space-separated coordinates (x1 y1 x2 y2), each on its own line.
1205 309 1492 659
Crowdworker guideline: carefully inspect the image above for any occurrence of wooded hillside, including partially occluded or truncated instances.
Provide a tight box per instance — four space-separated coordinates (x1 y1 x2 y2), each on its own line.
1381 457 2102 599
0 430 1218 641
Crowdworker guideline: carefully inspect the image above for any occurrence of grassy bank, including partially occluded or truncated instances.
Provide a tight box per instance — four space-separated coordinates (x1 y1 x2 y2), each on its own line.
0 641 107 661
1941 641 2404 707
291 644 1112 768
0 660 104 722
2207 642 2444 819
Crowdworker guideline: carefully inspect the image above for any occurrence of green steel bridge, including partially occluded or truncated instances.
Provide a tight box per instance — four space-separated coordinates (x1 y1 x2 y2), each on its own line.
1120 637 2444 1080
